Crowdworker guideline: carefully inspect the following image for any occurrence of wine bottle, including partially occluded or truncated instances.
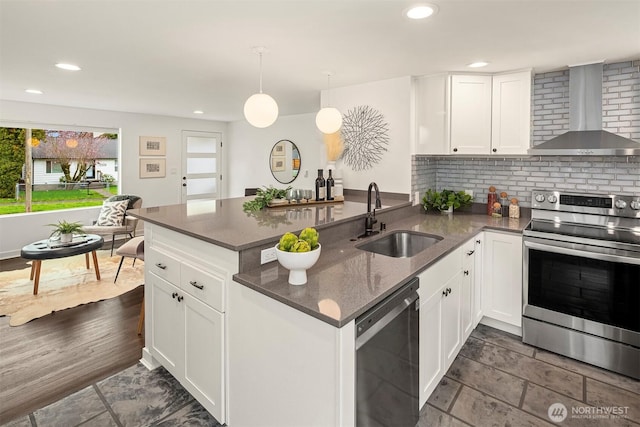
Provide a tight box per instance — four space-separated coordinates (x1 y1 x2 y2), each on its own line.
315 169 325 201
326 169 334 200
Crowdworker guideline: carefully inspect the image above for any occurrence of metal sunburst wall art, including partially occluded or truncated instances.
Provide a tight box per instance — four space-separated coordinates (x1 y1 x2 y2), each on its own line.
340 105 389 171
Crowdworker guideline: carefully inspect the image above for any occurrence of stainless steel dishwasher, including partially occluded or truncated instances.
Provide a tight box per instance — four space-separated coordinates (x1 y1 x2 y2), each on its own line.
356 277 419 427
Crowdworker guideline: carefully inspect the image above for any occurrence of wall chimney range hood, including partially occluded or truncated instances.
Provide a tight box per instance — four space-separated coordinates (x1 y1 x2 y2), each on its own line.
528 62 640 156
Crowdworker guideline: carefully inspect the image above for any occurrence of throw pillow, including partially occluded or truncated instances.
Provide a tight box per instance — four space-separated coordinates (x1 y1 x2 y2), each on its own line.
96 200 129 226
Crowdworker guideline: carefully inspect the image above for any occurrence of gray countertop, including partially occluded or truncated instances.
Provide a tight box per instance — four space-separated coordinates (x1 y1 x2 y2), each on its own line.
131 196 529 329
234 211 530 328
128 195 408 251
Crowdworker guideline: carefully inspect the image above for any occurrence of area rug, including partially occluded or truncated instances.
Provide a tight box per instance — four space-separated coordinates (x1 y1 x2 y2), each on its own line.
0 250 144 326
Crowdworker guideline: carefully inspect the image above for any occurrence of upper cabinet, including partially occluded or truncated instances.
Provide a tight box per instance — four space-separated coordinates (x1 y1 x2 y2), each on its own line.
414 70 532 156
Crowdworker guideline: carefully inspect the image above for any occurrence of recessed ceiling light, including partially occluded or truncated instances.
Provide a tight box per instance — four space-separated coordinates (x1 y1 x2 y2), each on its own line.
468 61 489 68
193 110 204 114
405 4 438 19
55 63 81 71
25 89 43 94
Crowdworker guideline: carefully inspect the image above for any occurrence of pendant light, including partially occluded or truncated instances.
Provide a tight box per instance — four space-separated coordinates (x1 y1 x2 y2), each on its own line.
316 72 342 134
244 47 279 128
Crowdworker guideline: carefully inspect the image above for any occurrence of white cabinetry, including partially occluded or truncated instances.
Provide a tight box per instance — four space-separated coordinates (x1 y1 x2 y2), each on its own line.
481 231 523 332
144 224 237 425
450 74 493 154
491 70 532 154
414 70 531 155
418 234 484 407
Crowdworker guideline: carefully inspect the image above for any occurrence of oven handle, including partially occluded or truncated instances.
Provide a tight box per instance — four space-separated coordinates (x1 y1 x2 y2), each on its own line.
524 239 640 266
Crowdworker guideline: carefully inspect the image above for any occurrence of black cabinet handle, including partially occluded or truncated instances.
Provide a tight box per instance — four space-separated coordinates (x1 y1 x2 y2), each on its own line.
156 263 167 270
453 148 458 152
171 292 177 299
442 289 448 296
464 270 469 276
447 287 452 294
476 239 481 244
190 281 204 290
492 148 497 153
177 295 184 302
467 250 475 256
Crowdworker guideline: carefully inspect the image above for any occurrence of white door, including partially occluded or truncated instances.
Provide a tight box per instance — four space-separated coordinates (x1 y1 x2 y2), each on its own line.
182 131 222 203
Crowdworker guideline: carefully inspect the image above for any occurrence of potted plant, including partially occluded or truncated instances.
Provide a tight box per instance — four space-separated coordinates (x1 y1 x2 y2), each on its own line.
48 220 84 243
422 189 473 214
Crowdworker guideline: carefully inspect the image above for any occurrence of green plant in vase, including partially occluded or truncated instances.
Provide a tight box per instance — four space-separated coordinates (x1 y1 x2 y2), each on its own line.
48 220 84 243
422 189 473 213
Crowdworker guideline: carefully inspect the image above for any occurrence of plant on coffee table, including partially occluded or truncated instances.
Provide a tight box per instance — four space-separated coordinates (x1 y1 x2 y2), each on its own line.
48 220 84 243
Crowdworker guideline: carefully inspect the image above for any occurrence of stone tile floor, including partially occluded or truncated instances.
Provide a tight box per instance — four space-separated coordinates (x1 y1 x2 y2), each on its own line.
4 324 639 426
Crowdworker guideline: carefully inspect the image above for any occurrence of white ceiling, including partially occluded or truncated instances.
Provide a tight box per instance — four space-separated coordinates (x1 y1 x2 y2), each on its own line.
1 0 639 123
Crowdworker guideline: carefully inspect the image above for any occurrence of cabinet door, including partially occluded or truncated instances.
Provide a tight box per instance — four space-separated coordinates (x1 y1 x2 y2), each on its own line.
183 295 226 423
473 234 484 327
418 286 443 408
414 74 450 155
482 232 523 327
149 273 183 378
450 75 492 154
491 70 532 155
441 273 463 370
461 240 475 341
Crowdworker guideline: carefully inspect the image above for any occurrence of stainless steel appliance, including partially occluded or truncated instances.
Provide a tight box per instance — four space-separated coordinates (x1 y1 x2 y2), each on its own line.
523 190 640 379
356 277 419 426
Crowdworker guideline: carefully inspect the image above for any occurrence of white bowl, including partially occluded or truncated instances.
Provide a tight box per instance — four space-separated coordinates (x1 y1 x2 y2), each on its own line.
275 243 321 285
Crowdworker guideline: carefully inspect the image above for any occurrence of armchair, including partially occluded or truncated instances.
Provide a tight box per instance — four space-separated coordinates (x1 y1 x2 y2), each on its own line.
83 195 142 255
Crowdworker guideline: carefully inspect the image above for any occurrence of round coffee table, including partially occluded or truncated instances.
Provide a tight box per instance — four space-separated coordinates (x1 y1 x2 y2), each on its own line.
20 234 104 295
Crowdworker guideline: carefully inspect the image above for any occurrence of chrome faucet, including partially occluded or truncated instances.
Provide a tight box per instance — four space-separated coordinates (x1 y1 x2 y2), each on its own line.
365 182 382 235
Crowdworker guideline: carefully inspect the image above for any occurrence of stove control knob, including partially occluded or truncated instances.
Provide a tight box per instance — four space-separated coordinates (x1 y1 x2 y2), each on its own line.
615 199 627 209
535 194 546 203
547 195 558 203
630 200 640 210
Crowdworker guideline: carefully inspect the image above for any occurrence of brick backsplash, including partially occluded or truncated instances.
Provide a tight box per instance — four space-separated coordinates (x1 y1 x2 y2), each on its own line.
532 60 640 144
412 60 640 207
412 155 640 208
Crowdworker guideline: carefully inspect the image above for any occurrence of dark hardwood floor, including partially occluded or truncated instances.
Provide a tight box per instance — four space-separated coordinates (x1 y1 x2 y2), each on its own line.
0 252 145 424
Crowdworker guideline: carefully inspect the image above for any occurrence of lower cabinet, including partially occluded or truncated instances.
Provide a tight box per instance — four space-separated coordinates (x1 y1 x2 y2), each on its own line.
144 224 236 425
481 231 523 329
418 244 464 407
149 272 225 423
418 233 484 407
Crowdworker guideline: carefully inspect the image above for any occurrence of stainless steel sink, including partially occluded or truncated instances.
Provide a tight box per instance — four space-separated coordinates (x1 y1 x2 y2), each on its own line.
356 231 443 258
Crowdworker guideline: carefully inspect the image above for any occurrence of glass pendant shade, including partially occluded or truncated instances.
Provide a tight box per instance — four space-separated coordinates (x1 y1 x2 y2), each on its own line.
316 107 343 134
244 93 279 128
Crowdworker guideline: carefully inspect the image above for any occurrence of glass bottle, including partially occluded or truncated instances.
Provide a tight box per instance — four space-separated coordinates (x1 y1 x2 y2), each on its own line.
487 186 497 216
326 170 334 201
315 169 325 201
509 198 520 218
500 192 509 217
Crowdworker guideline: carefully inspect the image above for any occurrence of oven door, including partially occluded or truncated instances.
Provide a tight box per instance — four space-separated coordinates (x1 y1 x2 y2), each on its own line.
523 236 640 348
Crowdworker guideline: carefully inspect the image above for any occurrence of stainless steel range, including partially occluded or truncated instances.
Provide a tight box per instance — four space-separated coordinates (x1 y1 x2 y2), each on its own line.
522 190 640 379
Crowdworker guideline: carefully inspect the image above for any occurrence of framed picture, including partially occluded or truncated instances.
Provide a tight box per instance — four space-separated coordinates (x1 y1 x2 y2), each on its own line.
271 156 286 172
140 158 166 178
139 136 166 156
272 140 286 156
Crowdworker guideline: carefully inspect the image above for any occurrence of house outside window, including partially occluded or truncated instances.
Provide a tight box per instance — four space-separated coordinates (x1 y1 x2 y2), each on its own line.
45 160 63 174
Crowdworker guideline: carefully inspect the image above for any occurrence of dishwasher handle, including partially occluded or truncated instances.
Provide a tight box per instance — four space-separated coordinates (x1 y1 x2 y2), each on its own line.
355 278 419 349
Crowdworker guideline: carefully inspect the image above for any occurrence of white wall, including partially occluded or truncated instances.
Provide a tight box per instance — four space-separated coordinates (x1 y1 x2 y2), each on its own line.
323 76 412 194
226 113 324 197
0 100 227 259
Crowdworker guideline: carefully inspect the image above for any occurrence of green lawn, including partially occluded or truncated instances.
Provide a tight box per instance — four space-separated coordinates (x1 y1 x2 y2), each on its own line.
0 186 119 215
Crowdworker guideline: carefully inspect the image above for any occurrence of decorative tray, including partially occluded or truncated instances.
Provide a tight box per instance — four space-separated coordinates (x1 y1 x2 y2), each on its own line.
47 236 90 249
268 195 344 208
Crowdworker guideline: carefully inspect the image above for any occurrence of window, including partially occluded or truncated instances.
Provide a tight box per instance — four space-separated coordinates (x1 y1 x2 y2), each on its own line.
45 160 63 174
0 125 120 215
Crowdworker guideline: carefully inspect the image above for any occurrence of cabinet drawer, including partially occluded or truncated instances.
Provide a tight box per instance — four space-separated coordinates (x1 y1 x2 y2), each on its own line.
147 247 181 284
181 263 225 312
419 247 462 301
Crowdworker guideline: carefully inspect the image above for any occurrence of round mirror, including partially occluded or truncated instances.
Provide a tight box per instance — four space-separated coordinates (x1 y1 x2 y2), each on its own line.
270 139 301 184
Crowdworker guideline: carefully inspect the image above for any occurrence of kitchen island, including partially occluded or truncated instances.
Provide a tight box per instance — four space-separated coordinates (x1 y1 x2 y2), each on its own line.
130 195 529 426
